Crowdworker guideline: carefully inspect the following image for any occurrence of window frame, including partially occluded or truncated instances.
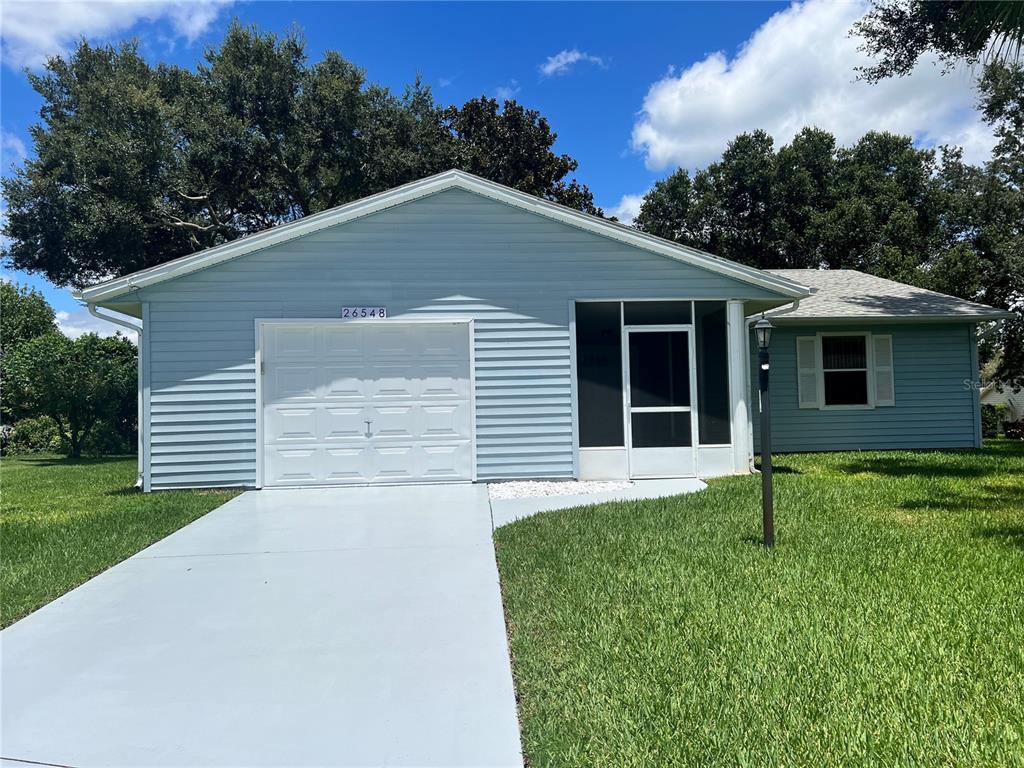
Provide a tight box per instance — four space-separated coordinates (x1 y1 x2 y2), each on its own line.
816 331 874 411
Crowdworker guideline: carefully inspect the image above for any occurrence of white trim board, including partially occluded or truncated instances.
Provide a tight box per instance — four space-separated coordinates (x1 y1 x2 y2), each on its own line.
76 170 811 304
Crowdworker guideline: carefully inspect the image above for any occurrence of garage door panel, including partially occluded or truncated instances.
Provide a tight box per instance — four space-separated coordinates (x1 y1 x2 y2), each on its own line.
324 447 370 482
322 407 366 441
421 365 471 399
321 326 365 359
322 364 367 400
370 363 421 399
263 322 473 486
269 327 317 358
369 327 420 359
373 444 417 481
271 367 318 401
421 403 471 438
420 326 469 358
370 406 416 439
265 447 319 484
420 442 473 480
266 407 318 442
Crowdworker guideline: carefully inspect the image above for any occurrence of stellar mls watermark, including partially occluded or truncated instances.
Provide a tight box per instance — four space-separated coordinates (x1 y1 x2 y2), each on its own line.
962 379 986 391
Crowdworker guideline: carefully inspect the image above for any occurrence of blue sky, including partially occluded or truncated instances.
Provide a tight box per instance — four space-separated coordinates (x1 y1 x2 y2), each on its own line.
0 1 993 338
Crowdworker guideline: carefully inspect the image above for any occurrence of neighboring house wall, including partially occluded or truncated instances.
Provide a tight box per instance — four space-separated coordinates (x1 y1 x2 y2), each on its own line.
752 323 979 453
137 189 785 489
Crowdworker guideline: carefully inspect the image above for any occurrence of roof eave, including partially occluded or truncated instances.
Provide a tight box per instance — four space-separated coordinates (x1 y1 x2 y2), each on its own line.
770 312 1014 324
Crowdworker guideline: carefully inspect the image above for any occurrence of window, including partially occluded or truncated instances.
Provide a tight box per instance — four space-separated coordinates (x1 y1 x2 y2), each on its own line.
623 301 691 325
796 332 895 410
822 335 869 406
695 302 730 444
576 302 624 447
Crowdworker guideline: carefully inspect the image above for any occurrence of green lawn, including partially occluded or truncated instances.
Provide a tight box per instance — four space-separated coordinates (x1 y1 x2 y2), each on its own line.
495 441 1024 767
1 455 238 627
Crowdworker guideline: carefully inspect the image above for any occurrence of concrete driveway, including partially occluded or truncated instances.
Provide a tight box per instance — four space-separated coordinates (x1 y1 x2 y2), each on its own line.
1 485 522 767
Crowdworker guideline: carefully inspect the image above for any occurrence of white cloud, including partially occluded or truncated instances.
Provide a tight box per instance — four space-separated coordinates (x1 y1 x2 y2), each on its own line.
2 131 27 166
0 0 232 70
607 193 646 225
632 0 996 170
539 48 605 77
438 76 453 89
494 79 520 101
57 308 137 343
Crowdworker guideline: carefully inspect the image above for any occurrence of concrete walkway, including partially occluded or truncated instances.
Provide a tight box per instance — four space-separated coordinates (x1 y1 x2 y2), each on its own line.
489 477 707 528
1 485 522 767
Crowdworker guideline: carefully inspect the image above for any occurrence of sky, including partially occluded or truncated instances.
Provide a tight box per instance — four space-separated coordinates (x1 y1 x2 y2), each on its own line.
0 0 995 340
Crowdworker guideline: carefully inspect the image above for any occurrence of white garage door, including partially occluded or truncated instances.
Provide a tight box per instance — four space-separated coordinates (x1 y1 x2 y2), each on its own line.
261 321 474 487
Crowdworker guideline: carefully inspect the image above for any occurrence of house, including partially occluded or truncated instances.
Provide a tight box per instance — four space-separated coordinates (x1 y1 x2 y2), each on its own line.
76 171 1012 490
753 269 1012 453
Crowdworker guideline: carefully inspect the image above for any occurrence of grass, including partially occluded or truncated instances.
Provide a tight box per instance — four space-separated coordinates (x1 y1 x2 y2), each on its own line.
495 440 1024 767
1 454 238 627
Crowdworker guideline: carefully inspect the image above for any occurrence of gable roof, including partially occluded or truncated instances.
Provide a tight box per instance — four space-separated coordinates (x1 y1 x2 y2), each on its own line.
766 269 1013 322
76 170 810 304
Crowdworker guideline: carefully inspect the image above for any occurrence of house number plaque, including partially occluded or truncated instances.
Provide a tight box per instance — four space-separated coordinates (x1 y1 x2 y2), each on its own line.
341 306 387 319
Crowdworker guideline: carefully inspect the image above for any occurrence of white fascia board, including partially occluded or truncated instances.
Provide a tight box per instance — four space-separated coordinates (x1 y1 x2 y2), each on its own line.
769 312 1014 324
79 170 812 303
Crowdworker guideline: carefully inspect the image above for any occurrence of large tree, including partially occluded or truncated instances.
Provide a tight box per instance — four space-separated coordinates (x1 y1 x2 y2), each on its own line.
0 282 56 357
2 23 597 289
854 0 1024 82
634 116 1023 386
2 332 137 457
634 128 937 274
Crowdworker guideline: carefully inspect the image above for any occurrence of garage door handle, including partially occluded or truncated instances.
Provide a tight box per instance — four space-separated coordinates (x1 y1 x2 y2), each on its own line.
364 420 372 438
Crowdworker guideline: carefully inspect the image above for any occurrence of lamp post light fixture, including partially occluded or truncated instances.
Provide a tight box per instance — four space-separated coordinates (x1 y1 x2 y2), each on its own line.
755 314 775 548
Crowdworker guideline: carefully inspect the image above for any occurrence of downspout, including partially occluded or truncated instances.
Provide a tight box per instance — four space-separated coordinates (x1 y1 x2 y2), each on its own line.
86 303 142 334
86 304 145 487
744 299 802 472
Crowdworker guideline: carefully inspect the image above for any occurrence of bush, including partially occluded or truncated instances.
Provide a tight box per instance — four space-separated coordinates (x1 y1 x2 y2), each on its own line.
981 403 1009 437
6 416 65 454
1006 421 1024 440
83 418 136 455
2 332 137 457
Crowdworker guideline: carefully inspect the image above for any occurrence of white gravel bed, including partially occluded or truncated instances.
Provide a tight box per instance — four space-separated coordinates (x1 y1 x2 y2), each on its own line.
487 479 633 501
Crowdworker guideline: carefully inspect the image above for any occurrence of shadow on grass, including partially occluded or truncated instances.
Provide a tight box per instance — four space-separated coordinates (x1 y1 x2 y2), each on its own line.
753 462 802 475
972 525 1024 550
838 455 988 479
13 455 135 468
105 487 142 497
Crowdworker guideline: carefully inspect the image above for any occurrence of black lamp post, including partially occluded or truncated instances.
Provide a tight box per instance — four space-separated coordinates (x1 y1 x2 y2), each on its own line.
755 315 775 547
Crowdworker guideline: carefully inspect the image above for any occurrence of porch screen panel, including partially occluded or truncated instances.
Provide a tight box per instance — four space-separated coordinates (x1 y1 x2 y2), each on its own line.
576 302 624 447
695 301 731 444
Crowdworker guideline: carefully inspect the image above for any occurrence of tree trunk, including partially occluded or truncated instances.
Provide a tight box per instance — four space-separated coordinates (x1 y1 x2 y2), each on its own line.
69 432 82 458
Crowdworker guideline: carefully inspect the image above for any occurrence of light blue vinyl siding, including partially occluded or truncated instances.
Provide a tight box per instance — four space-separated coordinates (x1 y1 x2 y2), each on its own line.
752 323 979 453
138 189 786 489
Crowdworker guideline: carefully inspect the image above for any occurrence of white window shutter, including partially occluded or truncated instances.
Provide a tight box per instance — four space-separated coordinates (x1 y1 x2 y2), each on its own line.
796 336 819 409
872 335 895 406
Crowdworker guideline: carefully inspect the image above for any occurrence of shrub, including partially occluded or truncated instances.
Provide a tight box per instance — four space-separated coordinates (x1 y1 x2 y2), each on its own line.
6 416 65 454
1006 421 1024 440
981 403 1009 437
83 418 135 455
1 332 137 457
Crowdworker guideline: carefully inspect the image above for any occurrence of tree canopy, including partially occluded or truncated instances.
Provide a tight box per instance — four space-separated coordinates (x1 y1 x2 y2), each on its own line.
2 332 137 457
855 0 1024 82
635 66 1024 387
1 23 599 289
0 282 56 357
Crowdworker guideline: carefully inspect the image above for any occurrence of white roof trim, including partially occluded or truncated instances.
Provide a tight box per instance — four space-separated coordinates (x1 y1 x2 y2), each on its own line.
768 312 1013 323
76 169 811 303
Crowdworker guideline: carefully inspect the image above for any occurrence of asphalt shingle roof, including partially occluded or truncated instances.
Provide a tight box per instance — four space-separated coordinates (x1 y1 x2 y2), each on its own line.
765 269 1012 322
